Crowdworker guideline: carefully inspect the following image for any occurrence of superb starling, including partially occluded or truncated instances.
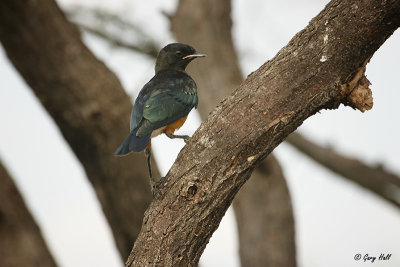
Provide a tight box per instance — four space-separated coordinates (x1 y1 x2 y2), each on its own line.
115 43 205 192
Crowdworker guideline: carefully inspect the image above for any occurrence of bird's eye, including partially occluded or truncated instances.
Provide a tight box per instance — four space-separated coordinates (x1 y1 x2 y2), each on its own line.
175 51 183 57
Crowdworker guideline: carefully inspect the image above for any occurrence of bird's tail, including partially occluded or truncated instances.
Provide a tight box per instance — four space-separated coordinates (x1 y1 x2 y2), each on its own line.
114 127 151 156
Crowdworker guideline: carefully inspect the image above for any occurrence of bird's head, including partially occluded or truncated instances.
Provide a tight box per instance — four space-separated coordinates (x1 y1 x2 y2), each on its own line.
155 43 206 73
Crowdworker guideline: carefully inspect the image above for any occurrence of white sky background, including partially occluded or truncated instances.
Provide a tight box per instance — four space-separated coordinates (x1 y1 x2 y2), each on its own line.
0 0 399 267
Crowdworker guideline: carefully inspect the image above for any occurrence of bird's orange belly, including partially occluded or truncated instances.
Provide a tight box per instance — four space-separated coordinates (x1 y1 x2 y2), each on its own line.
151 115 188 137
164 115 188 134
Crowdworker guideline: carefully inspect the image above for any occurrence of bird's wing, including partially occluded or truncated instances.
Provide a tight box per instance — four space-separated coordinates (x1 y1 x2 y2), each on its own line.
137 76 198 135
129 80 156 131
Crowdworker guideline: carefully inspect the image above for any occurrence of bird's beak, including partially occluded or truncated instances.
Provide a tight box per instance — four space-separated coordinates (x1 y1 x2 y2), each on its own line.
182 52 206 60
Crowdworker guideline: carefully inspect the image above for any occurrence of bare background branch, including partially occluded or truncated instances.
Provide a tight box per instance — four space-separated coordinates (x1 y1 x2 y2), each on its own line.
233 156 296 267
286 132 400 208
66 6 161 58
0 161 58 267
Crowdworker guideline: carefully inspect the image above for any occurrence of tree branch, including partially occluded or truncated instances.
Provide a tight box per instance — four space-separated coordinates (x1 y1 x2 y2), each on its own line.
0 161 58 267
171 0 296 266
233 156 296 267
66 6 161 58
286 132 400 208
126 0 400 265
0 0 160 259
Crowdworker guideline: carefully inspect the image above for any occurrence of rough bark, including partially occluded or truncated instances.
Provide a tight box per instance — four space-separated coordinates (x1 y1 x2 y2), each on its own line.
171 1 296 266
233 156 296 267
0 0 160 259
126 0 400 265
0 162 58 267
286 132 400 208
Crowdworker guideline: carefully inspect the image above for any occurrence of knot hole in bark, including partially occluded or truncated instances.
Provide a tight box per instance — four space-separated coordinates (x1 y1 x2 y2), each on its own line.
187 184 198 198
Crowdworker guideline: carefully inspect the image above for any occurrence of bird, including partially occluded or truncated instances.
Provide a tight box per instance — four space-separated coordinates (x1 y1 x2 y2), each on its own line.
115 43 205 193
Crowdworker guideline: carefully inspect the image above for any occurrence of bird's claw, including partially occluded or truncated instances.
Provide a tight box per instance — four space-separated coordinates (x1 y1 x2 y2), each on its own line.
151 184 157 197
150 176 165 197
166 133 191 142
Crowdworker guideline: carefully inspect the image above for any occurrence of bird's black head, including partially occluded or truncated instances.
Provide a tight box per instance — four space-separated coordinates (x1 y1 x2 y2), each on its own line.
155 43 206 73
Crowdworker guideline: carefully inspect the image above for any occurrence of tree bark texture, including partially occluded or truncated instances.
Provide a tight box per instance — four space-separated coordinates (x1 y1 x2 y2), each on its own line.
127 0 400 265
0 0 160 259
171 1 296 266
286 132 400 208
0 162 58 267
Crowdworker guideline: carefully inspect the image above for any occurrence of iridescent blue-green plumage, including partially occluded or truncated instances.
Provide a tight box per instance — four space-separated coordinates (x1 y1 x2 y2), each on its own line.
115 43 204 155
135 70 198 137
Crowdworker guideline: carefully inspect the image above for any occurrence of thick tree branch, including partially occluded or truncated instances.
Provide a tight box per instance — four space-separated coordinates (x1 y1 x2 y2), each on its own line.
0 161 58 267
286 132 400 208
171 0 296 266
0 0 160 259
126 0 400 265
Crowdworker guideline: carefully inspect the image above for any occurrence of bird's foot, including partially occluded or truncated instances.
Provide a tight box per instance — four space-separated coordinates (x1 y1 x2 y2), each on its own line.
150 176 166 197
151 183 157 198
166 133 191 143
